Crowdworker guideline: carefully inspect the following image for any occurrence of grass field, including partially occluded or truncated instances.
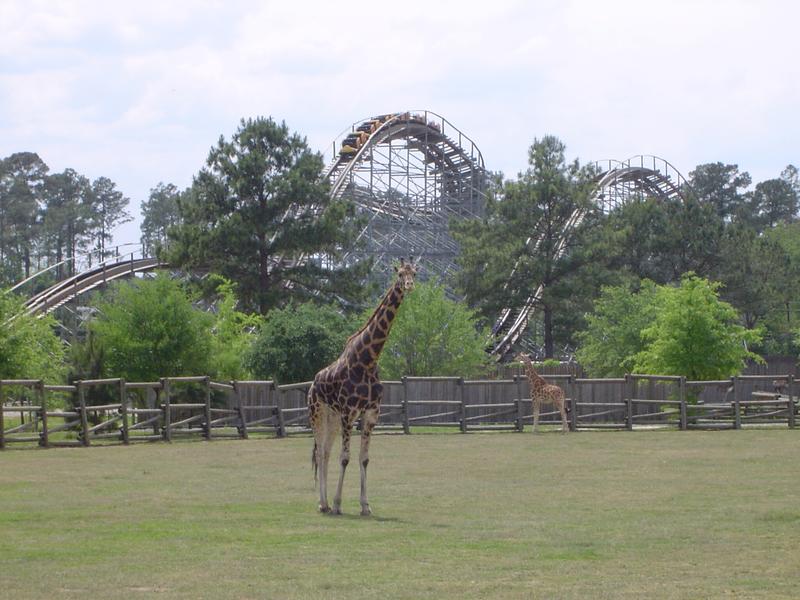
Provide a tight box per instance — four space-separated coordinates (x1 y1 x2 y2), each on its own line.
1 430 799 599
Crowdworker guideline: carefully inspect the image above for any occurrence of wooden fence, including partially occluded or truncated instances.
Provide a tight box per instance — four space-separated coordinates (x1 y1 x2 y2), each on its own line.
1 372 797 449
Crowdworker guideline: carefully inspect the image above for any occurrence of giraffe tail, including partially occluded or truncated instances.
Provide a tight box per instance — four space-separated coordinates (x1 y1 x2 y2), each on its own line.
312 441 318 488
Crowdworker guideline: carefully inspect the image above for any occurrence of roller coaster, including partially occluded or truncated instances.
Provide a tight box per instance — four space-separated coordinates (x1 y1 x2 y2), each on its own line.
11 112 691 361
323 110 486 282
490 155 691 359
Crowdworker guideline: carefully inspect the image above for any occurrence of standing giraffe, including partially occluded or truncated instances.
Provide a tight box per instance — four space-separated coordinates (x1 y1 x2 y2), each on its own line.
308 257 418 515
514 352 569 433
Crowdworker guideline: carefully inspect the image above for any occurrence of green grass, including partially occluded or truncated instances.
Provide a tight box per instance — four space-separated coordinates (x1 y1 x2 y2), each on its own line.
1 430 799 599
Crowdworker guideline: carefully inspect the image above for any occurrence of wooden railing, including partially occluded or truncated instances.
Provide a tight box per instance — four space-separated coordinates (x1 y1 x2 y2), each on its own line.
1 374 797 449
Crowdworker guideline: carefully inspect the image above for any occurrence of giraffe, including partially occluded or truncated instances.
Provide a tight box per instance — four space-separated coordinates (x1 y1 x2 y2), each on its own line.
514 352 569 433
307 257 418 515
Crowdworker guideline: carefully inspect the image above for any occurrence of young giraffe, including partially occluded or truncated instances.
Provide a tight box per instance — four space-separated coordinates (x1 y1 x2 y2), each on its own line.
514 352 569 433
308 258 418 515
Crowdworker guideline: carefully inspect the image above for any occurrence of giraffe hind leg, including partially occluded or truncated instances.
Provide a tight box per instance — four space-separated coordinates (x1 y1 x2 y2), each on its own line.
332 411 355 515
312 401 338 513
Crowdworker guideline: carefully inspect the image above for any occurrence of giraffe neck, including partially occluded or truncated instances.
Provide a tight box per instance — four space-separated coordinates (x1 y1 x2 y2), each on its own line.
347 280 405 366
523 360 547 389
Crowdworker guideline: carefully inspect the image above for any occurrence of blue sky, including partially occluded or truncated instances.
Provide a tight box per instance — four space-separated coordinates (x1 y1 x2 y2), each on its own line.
1 0 798 244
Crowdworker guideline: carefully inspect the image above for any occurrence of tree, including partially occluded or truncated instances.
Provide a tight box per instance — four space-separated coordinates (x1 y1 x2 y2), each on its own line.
40 169 93 277
88 273 213 382
688 162 751 220
714 225 790 330
575 279 660 377
452 136 596 357
88 176 131 259
244 302 357 384
376 281 492 379
166 116 369 314
0 292 66 381
141 182 182 255
633 275 762 380
208 276 262 381
0 152 48 282
743 178 797 229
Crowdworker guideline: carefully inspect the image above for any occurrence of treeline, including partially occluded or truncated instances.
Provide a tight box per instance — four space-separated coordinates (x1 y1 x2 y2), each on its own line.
2 118 799 390
452 136 800 358
0 152 131 285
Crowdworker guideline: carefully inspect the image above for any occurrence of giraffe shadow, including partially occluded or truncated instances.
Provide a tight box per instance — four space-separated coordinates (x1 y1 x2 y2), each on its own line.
322 513 409 524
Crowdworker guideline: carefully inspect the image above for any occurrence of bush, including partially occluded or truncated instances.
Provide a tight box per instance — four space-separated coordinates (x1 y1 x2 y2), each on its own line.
88 273 213 381
377 281 492 379
244 302 357 384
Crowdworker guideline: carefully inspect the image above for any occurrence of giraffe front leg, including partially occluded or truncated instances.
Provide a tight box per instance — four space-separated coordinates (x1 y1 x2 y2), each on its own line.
532 399 540 433
332 414 353 515
359 407 379 516
559 398 568 433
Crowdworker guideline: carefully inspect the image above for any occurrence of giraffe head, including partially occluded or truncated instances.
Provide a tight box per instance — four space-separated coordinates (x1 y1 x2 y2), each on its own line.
394 257 418 292
513 352 530 364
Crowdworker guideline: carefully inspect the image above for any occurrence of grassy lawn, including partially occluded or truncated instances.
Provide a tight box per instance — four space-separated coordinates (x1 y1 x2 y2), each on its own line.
1 430 799 599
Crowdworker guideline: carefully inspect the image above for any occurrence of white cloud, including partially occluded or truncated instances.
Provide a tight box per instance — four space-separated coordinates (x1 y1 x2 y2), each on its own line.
1 0 798 245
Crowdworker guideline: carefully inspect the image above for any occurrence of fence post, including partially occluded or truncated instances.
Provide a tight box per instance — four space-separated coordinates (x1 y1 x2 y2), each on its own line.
514 375 524 432
119 379 129 444
401 376 410 435
232 381 249 439
274 382 286 438
679 377 687 431
0 381 5 450
77 381 90 446
152 386 161 436
162 378 172 442
787 375 795 429
733 376 741 429
38 381 49 448
516 374 527 432
203 376 212 440
458 378 467 433
625 375 633 431
569 376 578 432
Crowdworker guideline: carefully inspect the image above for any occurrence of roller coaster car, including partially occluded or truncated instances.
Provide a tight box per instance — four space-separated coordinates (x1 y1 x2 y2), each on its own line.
356 122 376 134
371 114 393 123
339 145 358 157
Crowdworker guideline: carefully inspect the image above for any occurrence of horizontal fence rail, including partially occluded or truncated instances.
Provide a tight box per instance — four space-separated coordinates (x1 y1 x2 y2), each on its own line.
1 373 797 450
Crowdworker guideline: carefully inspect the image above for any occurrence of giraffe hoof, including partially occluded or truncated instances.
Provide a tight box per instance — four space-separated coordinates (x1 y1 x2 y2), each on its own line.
332 507 342 516
360 506 372 517
319 505 331 514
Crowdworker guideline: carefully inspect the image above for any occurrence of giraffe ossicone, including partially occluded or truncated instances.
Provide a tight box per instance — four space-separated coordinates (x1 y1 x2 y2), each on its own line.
308 257 418 515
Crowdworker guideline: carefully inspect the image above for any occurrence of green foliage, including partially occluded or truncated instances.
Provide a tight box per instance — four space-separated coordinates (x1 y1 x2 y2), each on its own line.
244 302 357 384
88 273 213 381
377 281 492 379
633 275 762 380
208 276 262 381
166 116 369 313
576 280 660 377
452 137 596 356
0 292 66 381
140 182 182 255
578 276 762 380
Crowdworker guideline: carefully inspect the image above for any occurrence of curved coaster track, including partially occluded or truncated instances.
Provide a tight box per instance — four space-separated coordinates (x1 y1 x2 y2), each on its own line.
490 155 692 360
324 110 487 283
14 247 166 317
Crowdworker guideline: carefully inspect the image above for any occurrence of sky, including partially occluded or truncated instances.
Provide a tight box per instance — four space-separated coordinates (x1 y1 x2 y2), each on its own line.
1 0 798 245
